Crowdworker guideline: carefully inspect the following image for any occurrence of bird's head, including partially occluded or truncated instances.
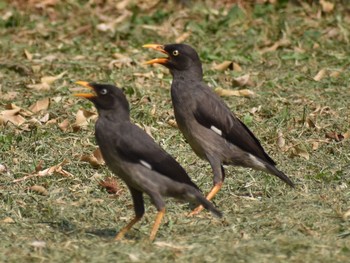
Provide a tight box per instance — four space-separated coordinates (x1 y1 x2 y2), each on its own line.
74 81 129 114
143 43 203 79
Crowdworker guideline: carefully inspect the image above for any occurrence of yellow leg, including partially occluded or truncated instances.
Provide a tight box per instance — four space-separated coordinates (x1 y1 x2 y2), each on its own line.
189 183 223 216
115 216 142 241
149 208 166 241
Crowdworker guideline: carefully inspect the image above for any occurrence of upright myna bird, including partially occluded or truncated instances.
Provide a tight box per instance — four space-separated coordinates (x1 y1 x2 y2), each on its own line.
74 81 222 241
143 44 295 214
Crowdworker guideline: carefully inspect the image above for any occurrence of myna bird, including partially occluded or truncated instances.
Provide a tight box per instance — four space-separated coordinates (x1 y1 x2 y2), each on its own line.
74 81 222 241
143 44 295 214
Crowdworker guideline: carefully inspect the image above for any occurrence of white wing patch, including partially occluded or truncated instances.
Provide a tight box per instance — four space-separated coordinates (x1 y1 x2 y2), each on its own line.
249 154 266 169
140 160 152 170
210 125 222 136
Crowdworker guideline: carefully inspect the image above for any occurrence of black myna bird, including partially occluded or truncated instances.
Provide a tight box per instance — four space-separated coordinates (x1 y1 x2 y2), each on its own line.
143 43 295 215
74 81 222 241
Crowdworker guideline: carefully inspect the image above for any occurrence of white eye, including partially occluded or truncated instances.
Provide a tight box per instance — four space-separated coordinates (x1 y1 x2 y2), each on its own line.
172 50 179 56
100 89 108 95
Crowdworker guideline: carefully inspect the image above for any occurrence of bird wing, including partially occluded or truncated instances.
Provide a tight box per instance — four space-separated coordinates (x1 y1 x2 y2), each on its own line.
193 86 276 165
114 122 199 189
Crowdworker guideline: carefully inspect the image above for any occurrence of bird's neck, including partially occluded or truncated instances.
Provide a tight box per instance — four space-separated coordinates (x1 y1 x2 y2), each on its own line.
98 108 130 123
170 67 203 82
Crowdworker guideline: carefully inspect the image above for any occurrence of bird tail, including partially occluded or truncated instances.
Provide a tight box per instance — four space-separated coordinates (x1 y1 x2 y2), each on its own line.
193 191 223 218
265 163 295 188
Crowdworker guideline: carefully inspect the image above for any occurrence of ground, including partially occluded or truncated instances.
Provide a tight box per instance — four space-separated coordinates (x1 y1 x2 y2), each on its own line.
0 0 349 262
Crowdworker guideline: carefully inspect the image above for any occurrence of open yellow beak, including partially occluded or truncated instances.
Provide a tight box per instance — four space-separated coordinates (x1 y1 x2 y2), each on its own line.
74 81 96 99
143 44 169 65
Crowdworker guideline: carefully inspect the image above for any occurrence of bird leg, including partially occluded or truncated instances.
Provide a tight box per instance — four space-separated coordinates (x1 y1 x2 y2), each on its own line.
115 187 144 241
149 208 166 241
115 216 142 241
189 159 225 216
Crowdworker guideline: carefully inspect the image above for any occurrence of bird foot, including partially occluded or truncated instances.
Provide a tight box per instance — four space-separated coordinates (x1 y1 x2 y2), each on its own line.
188 205 204 217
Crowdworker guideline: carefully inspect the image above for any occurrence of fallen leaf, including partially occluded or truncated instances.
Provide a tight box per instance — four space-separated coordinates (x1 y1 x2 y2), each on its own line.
312 141 319 151
0 164 7 173
313 69 327 81
29 185 49 196
290 146 309 160
99 176 121 195
41 71 66 85
167 119 178 128
58 119 70 132
215 87 256 98
0 108 26 126
343 208 350 220
13 159 73 183
80 148 105 168
24 49 33 60
2 217 15 223
72 109 97 132
232 74 254 87
30 241 46 248
260 37 291 53
212 61 242 71
277 131 285 149
320 0 334 13
29 97 50 113
40 113 50 123
26 82 51 91
26 71 66 91
325 131 344 142
329 71 341 78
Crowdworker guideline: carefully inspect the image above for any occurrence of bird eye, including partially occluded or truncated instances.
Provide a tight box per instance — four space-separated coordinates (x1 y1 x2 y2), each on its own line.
172 50 179 56
100 89 108 95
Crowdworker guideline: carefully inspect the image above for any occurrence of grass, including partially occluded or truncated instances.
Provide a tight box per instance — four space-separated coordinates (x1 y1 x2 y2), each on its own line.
1 0 350 262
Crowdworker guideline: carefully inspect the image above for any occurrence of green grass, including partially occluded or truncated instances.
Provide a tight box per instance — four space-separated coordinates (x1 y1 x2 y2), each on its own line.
1 1 350 262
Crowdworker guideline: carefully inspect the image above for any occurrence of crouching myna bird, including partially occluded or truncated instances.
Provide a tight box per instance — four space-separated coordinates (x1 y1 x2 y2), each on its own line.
74 81 222 241
143 44 295 215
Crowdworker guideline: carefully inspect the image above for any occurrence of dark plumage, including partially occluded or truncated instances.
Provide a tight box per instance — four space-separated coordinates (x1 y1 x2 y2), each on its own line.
74 81 222 241
143 43 295 214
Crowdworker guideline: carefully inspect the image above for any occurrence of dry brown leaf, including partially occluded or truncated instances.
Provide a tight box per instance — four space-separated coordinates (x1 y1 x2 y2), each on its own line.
167 119 178 128
27 71 66 91
313 69 327 81
1 217 15 223
0 108 26 126
41 71 66 85
109 53 133 69
72 109 97 132
260 38 291 53
0 164 7 174
290 146 309 160
13 159 73 183
99 176 121 195
80 148 105 168
329 71 341 78
24 49 33 60
232 74 254 87
320 0 334 13
312 141 320 151
29 97 50 113
325 131 344 142
40 113 50 123
212 61 242 72
26 82 51 91
213 61 232 71
277 131 285 150
58 118 70 132
29 185 49 196
343 208 350 220
215 87 256 98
